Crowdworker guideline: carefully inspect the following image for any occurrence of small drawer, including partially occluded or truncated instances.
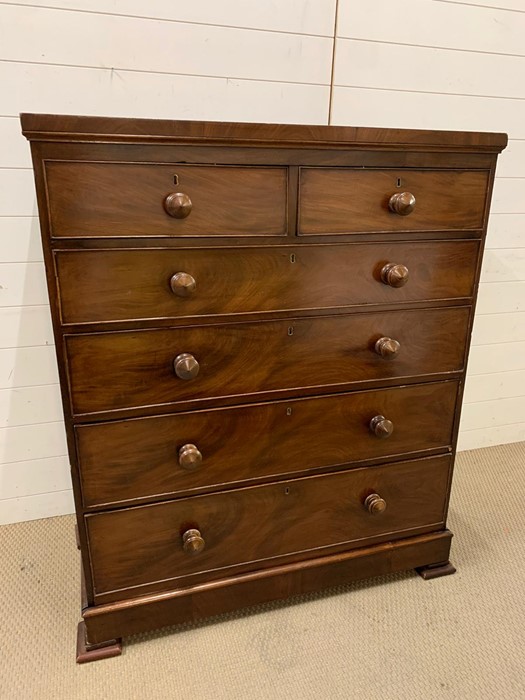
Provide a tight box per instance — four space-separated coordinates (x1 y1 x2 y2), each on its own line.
85 454 451 598
298 168 489 235
76 381 458 508
44 162 288 237
65 307 469 417
55 240 479 324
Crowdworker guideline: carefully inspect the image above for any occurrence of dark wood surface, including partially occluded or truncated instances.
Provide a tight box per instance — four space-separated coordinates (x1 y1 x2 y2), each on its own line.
21 113 506 656
416 560 457 579
21 113 507 152
86 455 451 597
77 381 458 509
66 307 470 418
45 162 288 238
299 169 488 234
55 240 479 324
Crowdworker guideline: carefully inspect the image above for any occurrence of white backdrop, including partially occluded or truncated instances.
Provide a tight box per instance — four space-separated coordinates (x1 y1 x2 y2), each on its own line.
1 0 524 524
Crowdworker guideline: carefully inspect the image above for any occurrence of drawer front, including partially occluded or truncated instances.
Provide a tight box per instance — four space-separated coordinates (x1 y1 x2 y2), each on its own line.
86 455 451 596
77 381 458 508
45 162 288 237
56 241 479 324
66 307 469 416
298 169 488 235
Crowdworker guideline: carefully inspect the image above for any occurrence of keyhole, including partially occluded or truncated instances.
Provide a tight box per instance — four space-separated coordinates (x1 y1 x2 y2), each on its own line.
396 177 402 188
288 326 294 336
173 174 179 185
286 407 292 416
290 253 296 263
284 487 290 495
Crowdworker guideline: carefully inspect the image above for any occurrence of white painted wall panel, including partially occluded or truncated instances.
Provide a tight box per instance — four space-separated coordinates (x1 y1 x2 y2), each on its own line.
3 1 337 36
476 283 525 314
338 0 525 55
435 1 524 11
0 346 60 388
464 370 525 404
492 178 525 214
0 63 330 125
0 306 54 349
334 39 525 99
0 217 43 263
479 250 525 284
0 489 74 526
1 422 67 465
0 385 63 428
457 423 525 452
0 262 48 307
0 118 31 168
331 86 525 138
460 396 525 431
0 6 332 85
468 342 525 375
497 141 525 178
0 169 37 216
486 215 525 249
471 312 525 345
0 456 71 500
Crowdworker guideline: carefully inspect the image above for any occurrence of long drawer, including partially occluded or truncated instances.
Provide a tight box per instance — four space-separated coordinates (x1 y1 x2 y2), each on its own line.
55 241 479 324
298 168 488 234
77 381 458 508
44 162 288 237
86 455 451 598
66 307 470 417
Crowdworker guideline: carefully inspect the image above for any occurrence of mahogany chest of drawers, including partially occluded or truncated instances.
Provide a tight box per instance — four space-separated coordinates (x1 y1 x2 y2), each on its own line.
21 114 507 662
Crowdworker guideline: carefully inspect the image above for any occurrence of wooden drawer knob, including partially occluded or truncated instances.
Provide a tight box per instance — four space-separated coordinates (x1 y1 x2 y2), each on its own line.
369 415 394 438
173 352 200 380
388 191 416 216
170 272 196 297
178 443 202 470
164 192 192 219
182 528 205 555
364 493 387 514
381 263 409 288
374 337 401 359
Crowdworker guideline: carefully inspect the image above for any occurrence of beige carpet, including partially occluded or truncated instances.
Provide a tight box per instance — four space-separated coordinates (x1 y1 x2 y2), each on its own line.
1 443 524 700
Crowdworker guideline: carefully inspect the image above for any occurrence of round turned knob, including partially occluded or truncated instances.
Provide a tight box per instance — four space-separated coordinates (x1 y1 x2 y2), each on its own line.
364 493 387 515
173 352 200 380
182 528 205 555
178 444 202 471
170 272 196 298
374 337 401 359
369 415 394 439
388 191 416 216
381 263 409 288
164 192 192 219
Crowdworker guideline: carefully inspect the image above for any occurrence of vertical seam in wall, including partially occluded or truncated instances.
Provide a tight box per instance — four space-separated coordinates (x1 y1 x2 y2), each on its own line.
328 0 340 125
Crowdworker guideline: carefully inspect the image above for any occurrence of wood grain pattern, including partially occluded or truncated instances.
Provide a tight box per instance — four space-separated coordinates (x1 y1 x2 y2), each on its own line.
299 169 489 234
66 307 470 417
21 113 508 152
84 530 453 643
86 455 451 597
76 381 458 508
20 113 506 655
45 162 288 237
55 241 479 324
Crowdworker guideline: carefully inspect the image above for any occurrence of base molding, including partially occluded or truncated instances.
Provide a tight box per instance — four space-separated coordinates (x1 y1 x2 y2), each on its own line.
82 529 453 647
416 560 457 580
76 621 122 663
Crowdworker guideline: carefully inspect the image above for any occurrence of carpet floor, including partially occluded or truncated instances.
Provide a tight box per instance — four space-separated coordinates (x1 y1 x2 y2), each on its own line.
1 443 524 700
